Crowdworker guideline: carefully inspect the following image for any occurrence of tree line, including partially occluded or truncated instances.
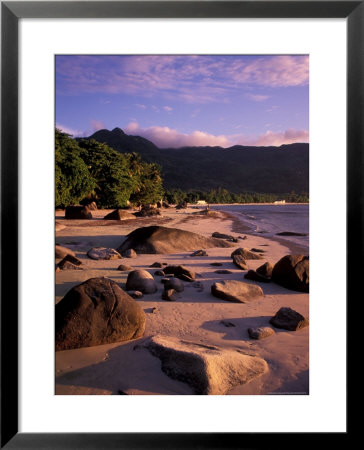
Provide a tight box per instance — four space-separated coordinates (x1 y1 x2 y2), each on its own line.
56 129 309 209
55 129 164 208
164 188 309 205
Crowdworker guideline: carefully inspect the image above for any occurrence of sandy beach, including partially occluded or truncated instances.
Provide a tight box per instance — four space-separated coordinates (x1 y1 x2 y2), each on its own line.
55 206 309 396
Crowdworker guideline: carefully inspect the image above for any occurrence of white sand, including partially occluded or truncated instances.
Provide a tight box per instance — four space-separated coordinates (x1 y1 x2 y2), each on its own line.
55 206 309 395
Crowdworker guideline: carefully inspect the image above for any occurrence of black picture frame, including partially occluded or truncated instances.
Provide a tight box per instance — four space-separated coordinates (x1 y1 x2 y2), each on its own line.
1 1 356 448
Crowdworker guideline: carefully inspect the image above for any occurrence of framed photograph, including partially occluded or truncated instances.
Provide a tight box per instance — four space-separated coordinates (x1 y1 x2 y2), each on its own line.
1 1 357 447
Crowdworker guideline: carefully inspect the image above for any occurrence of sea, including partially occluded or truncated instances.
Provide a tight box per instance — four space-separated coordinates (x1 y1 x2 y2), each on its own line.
211 204 309 252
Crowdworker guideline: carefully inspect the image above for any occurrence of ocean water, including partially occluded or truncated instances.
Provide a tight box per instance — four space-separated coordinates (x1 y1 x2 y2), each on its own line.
211 204 309 251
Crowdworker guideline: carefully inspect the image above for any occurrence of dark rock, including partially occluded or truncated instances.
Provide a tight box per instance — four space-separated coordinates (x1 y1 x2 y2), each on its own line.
154 270 165 276
126 269 158 294
244 270 271 283
212 231 234 240
176 201 188 209
256 262 274 278
151 307 159 314
85 201 97 211
211 280 264 303
248 327 275 340
250 248 266 253
58 261 83 271
190 249 208 257
87 247 121 260
272 254 309 292
122 249 137 258
134 208 161 217
58 254 82 267
163 265 195 282
270 307 309 331
117 264 133 271
162 289 179 301
210 262 223 266
55 277 146 351
103 209 136 220
117 226 233 255
55 244 75 259
141 335 268 395
150 262 163 268
164 278 184 292
232 254 248 270
231 248 264 260
215 269 233 274
65 205 92 220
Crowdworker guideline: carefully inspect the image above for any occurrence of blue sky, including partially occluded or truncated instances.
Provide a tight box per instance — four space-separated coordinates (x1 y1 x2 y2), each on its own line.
56 55 308 148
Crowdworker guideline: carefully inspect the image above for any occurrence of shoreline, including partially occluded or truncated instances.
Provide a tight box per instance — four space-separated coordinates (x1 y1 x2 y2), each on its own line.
55 206 309 395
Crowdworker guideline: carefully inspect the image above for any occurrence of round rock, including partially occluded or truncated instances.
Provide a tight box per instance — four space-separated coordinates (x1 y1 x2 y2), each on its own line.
87 247 121 260
211 280 264 303
126 269 158 294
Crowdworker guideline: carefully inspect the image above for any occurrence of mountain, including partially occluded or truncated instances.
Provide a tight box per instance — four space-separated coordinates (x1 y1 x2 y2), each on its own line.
80 128 309 194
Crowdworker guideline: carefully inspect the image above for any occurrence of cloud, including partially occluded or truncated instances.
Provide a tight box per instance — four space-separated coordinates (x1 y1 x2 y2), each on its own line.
56 123 85 137
90 119 105 132
233 129 309 146
163 106 173 112
124 121 230 148
56 55 308 103
135 104 146 109
245 94 270 102
124 121 308 148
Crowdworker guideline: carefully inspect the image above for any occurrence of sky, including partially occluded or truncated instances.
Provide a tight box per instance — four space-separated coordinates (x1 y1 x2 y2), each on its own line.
56 54 309 148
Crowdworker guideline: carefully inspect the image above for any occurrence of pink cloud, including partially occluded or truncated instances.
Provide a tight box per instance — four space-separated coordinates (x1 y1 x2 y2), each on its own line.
90 119 105 132
125 121 230 148
124 121 308 148
245 94 270 102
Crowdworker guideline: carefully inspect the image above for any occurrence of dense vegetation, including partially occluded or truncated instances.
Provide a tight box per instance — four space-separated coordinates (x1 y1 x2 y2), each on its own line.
164 188 309 205
85 128 309 195
55 129 163 208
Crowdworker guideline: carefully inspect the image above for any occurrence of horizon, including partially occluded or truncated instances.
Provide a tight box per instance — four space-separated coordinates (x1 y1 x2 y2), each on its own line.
56 54 309 148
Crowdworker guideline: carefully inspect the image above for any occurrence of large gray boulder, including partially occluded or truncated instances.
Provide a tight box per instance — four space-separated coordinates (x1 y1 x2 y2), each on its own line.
55 277 145 351
211 280 264 303
126 269 158 294
141 335 268 395
117 226 233 254
270 307 309 331
272 254 309 292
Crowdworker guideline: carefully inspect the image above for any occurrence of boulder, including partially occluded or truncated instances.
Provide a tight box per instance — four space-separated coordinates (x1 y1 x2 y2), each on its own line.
126 269 158 294
127 290 144 299
210 262 223 266
55 277 145 351
231 248 264 260
55 244 75 259
103 209 136 220
134 208 161 217
87 247 121 260
256 262 274 278
211 280 264 303
117 264 133 271
58 254 82 267
164 277 184 293
163 265 195 282
248 327 275 340
162 289 179 301
117 226 233 255
65 205 92 220
154 270 165 277
85 201 97 211
150 262 163 268
244 270 271 283
141 335 268 395
232 254 248 270
270 307 309 331
250 248 266 253
190 249 208 257
58 261 83 271
212 231 234 240
121 249 137 258
271 254 309 292
215 269 233 274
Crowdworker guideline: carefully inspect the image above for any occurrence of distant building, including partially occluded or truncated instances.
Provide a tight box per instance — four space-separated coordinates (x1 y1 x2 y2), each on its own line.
196 200 207 205
273 200 286 204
